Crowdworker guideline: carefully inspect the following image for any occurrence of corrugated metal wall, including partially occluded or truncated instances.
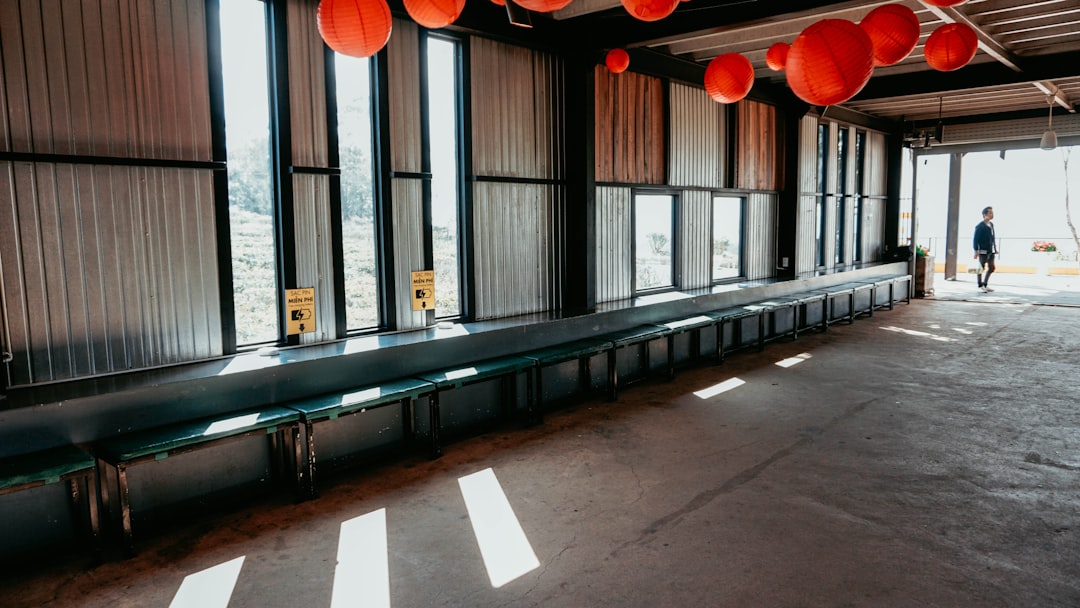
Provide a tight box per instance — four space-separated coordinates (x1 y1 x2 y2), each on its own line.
471 38 560 181
862 131 888 262
668 83 724 189
473 183 554 317
386 20 427 330
679 190 712 289
469 39 561 318
0 0 220 385
796 115 820 275
288 0 333 343
745 192 778 280
595 186 632 303
292 174 334 342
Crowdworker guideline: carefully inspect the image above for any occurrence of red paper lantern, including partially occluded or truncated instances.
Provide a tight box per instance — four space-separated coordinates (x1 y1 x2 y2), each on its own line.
785 19 875 107
515 0 574 12
920 0 968 7
490 0 505 5
620 0 680 22
924 23 977 71
704 53 754 104
606 49 631 74
404 0 465 28
766 42 789 71
317 0 393 58
860 3 920 67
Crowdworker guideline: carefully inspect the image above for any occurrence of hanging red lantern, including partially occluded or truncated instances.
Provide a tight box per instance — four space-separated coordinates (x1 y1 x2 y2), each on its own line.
704 53 754 104
620 0 680 22
404 0 465 28
515 0 574 12
924 23 977 71
317 0 393 58
785 19 875 106
765 42 789 71
859 3 920 67
490 0 505 5
919 0 968 7
605 49 631 74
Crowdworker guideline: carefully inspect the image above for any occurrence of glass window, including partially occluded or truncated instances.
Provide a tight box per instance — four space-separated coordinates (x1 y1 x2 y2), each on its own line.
712 196 743 281
221 0 277 346
634 193 675 292
335 54 379 330
427 37 461 319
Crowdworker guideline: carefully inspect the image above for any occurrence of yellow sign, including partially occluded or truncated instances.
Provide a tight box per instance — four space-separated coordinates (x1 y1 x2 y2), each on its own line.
285 288 316 335
411 270 435 311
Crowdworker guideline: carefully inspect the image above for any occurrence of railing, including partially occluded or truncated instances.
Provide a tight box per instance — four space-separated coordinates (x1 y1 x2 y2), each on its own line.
917 236 1079 273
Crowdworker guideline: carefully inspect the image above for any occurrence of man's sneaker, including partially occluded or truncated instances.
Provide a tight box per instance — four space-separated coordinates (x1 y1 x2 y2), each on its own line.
984 286 994 292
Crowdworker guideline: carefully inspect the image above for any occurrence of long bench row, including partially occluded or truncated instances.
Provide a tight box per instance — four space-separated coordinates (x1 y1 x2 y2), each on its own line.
0 273 909 556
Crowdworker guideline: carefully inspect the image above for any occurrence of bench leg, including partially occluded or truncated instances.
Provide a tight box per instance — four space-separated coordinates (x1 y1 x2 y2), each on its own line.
666 335 675 381
757 312 766 352
607 348 618 401
117 464 135 555
303 421 317 499
716 322 726 363
531 366 544 426
428 392 442 459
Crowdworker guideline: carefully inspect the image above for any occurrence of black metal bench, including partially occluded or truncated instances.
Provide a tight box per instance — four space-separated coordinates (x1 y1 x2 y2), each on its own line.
654 314 722 379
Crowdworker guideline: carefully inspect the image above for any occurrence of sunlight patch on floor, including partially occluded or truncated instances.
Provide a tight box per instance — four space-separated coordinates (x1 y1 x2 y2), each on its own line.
458 468 540 588
169 556 245 608
331 509 390 608
694 378 746 399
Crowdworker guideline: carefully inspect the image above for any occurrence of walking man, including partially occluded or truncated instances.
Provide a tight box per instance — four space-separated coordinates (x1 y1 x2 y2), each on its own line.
973 206 997 292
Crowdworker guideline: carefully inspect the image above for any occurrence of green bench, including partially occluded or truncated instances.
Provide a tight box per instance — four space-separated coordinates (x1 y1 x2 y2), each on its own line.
90 407 302 553
0 445 100 553
415 356 537 458
602 325 674 401
707 305 766 363
859 274 911 312
519 337 613 423
286 378 435 498
654 314 722 379
818 282 875 325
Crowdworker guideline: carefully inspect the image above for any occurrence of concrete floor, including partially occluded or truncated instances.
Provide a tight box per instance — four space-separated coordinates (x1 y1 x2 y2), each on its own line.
2 296 1079 607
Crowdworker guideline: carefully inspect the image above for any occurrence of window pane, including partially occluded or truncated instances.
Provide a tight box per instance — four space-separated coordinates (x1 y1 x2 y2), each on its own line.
712 196 742 280
427 38 460 318
816 124 828 267
221 0 277 345
635 194 674 291
336 54 379 330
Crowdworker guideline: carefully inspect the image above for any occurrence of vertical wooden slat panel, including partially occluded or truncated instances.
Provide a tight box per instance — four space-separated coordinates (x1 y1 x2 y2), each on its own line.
735 100 779 191
594 67 664 184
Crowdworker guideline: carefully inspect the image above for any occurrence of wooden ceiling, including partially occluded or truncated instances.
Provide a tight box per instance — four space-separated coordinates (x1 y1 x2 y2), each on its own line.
448 0 1080 130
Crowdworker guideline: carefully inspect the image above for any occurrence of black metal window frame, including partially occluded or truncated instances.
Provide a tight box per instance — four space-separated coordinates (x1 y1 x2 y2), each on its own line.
631 188 680 296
